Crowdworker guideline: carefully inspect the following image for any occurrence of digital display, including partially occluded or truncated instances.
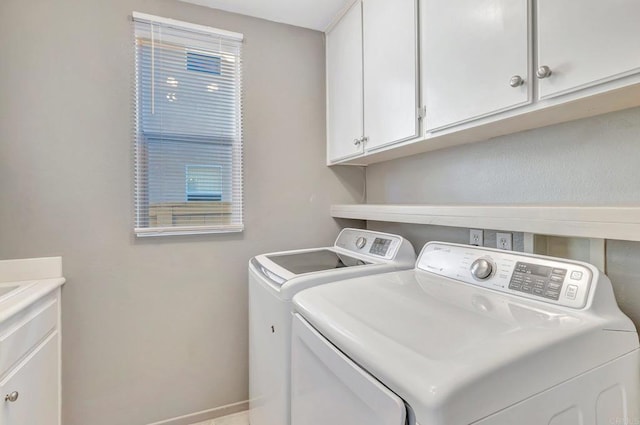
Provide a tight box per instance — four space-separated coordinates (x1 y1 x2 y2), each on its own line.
369 238 392 256
509 262 567 300
515 263 552 278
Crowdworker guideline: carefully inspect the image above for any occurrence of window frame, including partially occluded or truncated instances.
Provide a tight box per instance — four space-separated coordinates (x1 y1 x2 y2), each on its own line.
132 12 244 237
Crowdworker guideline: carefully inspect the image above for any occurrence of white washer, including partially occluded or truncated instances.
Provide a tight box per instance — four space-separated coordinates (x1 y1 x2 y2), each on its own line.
249 228 415 425
291 241 640 425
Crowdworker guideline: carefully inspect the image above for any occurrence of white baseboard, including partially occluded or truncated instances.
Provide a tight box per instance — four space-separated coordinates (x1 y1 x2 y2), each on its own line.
147 400 249 425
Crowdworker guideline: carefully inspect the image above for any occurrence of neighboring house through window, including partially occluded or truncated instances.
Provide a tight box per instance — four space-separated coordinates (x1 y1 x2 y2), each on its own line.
132 12 244 236
186 165 223 201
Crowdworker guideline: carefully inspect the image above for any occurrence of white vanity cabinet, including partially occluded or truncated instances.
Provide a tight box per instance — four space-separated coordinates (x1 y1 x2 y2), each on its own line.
0 289 61 425
326 0 419 164
421 0 531 131
536 0 640 99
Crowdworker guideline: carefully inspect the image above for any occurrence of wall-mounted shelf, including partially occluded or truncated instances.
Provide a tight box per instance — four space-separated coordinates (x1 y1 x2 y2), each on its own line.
331 204 640 242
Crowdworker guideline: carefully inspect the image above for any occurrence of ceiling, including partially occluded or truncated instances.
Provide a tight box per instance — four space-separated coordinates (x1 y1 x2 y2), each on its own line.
179 0 353 31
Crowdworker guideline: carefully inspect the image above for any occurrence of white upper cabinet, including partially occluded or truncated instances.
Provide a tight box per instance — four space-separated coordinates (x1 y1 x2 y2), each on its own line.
326 2 364 163
362 0 419 151
327 0 640 165
422 0 531 131
326 0 419 163
536 0 640 99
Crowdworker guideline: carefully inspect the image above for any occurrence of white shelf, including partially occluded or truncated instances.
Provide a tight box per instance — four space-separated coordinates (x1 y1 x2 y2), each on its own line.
331 204 640 241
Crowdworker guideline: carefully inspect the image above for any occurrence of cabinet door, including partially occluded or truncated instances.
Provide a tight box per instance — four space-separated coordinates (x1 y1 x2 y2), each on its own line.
422 0 531 131
363 0 419 151
326 2 364 163
0 334 59 425
537 0 640 99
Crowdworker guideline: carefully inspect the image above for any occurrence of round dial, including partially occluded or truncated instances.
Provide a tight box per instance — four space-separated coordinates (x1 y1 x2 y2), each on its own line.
470 258 494 280
355 237 367 249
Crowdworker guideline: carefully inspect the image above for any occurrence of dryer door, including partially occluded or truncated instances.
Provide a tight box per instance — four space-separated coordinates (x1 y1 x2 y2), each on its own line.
291 313 407 425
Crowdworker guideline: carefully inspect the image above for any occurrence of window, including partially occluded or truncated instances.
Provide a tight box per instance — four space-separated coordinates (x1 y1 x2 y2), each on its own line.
186 165 222 201
132 12 244 236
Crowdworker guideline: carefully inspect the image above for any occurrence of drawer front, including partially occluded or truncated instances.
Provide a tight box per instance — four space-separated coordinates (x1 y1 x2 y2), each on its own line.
0 296 58 377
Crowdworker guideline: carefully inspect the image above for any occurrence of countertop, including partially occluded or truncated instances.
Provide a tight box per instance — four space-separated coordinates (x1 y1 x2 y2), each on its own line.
0 256 65 323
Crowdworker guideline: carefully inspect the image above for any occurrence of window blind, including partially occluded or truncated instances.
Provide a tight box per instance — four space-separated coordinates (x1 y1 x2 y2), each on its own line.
132 12 244 236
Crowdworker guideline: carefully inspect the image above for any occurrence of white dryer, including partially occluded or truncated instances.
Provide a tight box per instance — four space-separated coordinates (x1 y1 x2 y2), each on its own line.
291 241 640 425
249 228 415 425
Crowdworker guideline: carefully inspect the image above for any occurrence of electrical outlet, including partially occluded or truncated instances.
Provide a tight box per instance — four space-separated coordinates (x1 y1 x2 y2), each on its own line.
496 232 513 250
469 229 483 246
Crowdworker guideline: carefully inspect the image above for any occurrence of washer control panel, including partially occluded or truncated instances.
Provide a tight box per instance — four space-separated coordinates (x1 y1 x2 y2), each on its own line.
335 229 402 260
509 262 567 300
418 242 594 309
369 237 393 256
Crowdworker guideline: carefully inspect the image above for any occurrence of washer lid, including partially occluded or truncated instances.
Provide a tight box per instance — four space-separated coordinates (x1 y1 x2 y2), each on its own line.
293 270 639 425
265 250 370 275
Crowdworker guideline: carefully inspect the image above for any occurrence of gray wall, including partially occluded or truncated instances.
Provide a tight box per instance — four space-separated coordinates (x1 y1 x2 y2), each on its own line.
366 107 640 327
367 107 640 205
0 1 362 424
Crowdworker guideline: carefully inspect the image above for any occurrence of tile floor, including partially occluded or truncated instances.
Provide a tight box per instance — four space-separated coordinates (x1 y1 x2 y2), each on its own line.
192 410 248 425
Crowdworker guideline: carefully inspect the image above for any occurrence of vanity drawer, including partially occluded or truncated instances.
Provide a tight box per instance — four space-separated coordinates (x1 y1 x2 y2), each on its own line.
0 296 58 377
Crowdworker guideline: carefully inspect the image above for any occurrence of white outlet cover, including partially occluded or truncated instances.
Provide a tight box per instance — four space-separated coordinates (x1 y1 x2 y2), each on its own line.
496 232 513 250
469 229 484 246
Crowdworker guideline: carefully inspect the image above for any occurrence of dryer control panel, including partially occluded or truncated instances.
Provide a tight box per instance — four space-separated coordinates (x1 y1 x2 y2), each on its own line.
334 229 404 260
418 242 594 309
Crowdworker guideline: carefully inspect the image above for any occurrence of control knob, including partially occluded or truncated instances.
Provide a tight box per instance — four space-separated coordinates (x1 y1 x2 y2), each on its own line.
355 237 367 249
470 258 494 280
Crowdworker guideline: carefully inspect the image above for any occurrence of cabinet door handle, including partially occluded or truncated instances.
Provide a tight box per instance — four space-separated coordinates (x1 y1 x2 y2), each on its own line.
353 138 361 146
5 391 19 402
536 65 553 79
509 75 525 87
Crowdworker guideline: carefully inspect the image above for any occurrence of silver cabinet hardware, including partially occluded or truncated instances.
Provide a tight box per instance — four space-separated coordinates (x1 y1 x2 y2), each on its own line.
5 391 19 402
510 75 525 87
536 65 552 79
353 136 368 148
